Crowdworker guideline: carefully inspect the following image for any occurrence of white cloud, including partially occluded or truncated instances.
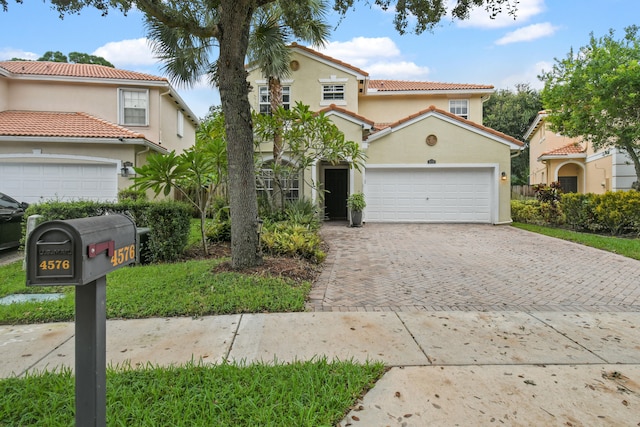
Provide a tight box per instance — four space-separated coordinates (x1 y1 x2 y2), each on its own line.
456 0 545 29
315 37 429 80
497 60 552 90
366 61 430 80
495 22 558 45
319 37 400 66
92 38 157 67
0 48 39 61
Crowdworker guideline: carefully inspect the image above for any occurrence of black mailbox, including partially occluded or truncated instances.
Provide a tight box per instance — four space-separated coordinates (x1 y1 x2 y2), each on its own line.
26 214 137 286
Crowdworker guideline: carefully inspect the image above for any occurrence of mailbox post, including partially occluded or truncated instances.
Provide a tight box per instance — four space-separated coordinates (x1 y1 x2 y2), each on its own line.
26 215 137 427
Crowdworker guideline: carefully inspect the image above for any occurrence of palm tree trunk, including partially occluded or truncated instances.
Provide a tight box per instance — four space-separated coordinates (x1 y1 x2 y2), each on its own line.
218 0 262 268
269 76 285 211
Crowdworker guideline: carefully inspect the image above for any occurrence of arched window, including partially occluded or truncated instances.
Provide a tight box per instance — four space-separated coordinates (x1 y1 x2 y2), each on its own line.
257 161 300 202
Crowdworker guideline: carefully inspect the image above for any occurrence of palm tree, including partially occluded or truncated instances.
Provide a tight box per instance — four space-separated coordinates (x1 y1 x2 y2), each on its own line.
143 0 330 265
248 0 330 211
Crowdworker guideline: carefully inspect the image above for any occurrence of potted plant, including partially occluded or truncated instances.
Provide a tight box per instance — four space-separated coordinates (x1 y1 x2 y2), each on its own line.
346 192 366 227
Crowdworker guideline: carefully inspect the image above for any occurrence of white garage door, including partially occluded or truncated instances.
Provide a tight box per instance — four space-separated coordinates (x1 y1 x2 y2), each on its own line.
0 162 118 204
365 167 493 223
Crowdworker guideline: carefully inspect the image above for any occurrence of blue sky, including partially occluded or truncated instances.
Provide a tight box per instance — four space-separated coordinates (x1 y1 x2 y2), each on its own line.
1 0 638 118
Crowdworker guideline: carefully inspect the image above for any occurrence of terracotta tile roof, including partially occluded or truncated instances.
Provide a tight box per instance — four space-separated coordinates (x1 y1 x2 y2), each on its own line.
317 104 376 128
368 79 494 92
289 43 369 77
541 142 586 156
0 110 148 139
0 61 167 82
374 105 524 147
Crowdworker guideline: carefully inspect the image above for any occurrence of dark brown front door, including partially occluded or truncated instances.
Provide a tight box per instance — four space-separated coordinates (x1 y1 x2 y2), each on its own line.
558 176 578 193
324 169 348 220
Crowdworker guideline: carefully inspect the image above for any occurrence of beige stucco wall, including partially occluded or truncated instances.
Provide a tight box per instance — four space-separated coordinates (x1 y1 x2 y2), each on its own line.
528 122 580 185
247 50 361 114
365 115 513 223
0 77 8 110
359 95 484 125
585 156 612 193
4 79 194 153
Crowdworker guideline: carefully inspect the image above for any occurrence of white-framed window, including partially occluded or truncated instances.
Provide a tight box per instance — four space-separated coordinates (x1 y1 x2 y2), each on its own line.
259 86 291 114
449 99 469 119
119 88 149 126
177 110 184 137
257 164 300 202
322 84 345 101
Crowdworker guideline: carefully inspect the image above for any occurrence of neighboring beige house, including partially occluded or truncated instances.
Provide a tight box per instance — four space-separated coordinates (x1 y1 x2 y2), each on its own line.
247 44 523 224
524 111 636 193
0 61 198 204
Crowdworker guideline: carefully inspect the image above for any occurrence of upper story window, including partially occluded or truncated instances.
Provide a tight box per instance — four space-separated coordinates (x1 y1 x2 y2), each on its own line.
259 86 290 114
449 100 469 120
177 110 184 137
322 84 345 101
119 88 149 126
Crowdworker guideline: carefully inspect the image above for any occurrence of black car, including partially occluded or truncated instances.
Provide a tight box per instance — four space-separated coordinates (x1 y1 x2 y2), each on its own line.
0 192 28 250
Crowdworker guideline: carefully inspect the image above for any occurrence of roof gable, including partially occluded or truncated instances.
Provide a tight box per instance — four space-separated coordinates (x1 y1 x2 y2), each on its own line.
289 43 369 79
539 142 586 158
0 110 158 143
317 104 376 130
368 79 494 93
368 105 524 149
0 61 166 82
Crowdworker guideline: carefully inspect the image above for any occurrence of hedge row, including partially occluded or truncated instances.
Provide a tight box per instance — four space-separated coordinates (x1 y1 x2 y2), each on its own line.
24 200 191 263
511 190 640 236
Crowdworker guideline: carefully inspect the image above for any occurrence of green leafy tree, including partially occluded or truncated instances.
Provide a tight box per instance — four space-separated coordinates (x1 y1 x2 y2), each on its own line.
248 0 330 209
38 50 68 62
133 111 228 255
483 83 542 185
3 0 518 269
34 50 115 66
540 26 640 189
254 102 365 211
68 51 114 67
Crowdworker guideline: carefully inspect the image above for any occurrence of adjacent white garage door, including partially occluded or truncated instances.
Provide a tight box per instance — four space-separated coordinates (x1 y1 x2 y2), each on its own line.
0 162 118 204
365 167 494 223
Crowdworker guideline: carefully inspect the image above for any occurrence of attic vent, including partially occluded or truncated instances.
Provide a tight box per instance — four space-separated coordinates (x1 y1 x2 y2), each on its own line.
290 60 300 71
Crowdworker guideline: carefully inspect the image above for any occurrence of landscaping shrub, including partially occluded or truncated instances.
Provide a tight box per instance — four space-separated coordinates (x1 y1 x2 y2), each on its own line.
515 190 640 236
560 193 595 231
144 202 191 262
261 222 325 263
592 191 640 235
284 198 319 229
24 200 191 262
533 182 564 225
118 188 148 202
510 200 544 224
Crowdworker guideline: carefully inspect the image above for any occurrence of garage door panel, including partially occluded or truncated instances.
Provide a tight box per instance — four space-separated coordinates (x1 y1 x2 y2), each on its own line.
365 167 493 223
0 162 117 204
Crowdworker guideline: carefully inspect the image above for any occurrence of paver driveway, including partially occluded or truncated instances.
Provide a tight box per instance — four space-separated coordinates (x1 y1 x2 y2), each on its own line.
308 223 640 312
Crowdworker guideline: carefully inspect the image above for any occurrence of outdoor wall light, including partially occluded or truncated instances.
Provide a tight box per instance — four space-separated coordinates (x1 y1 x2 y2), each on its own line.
501 171 507 181
121 161 134 177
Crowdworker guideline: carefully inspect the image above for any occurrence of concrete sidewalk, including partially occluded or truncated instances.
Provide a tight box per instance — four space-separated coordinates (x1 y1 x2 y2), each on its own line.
2 310 640 425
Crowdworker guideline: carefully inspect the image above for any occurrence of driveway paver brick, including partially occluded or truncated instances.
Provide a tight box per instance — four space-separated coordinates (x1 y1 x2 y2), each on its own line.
308 223 640 312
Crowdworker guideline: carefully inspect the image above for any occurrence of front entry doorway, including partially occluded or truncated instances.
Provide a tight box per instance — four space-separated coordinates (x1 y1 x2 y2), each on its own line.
324 168 348 220
558 176 578 193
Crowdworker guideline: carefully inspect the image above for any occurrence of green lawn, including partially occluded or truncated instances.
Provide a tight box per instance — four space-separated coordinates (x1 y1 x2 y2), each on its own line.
0 219 381 427
0 258 310 324
0 359 386 427
511 222 640 260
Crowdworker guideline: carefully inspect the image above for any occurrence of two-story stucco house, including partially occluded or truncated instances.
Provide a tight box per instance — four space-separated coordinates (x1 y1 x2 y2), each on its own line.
248 44 523 224
524 111 637 193
0 61 198 204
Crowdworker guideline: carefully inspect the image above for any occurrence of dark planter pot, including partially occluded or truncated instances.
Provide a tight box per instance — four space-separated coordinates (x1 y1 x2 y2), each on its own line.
350 210 363 227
